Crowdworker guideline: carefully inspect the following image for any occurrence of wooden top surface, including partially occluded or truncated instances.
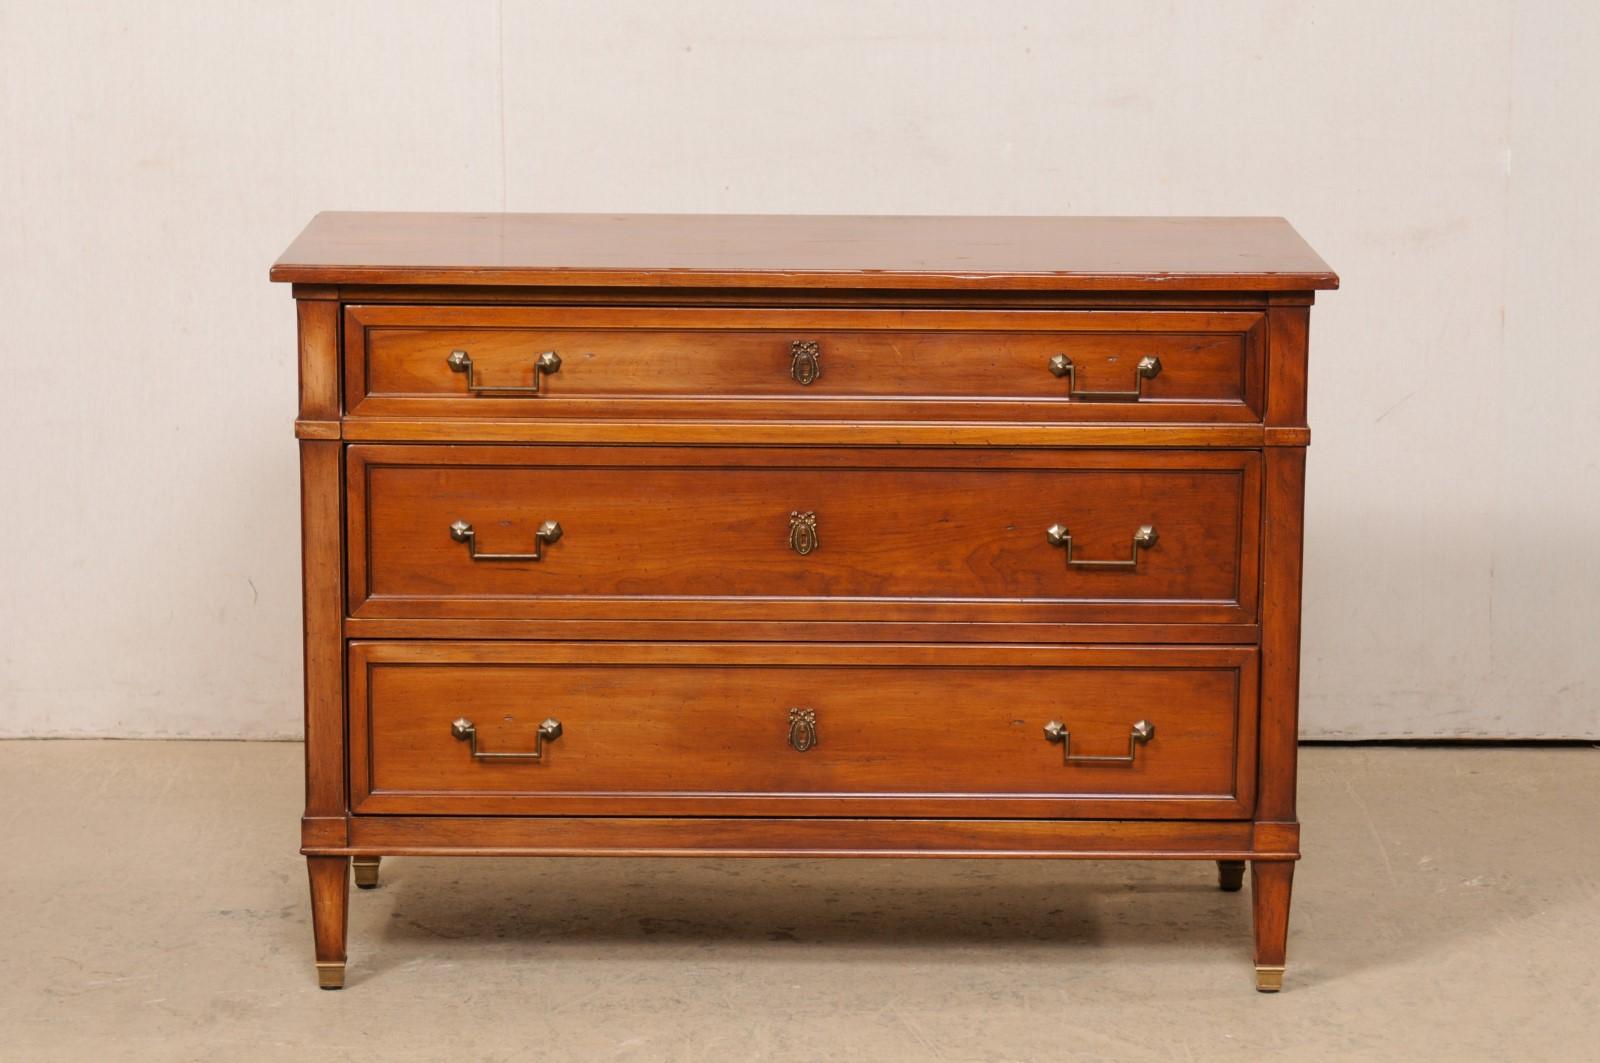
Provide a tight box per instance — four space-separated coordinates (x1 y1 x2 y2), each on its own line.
271 213 1337 292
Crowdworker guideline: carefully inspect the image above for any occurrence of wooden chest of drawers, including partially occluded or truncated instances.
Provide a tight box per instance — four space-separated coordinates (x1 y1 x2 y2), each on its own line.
273 212 1336 992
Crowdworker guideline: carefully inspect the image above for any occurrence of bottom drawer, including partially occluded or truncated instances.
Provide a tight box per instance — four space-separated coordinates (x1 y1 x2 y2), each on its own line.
349 642 1258 819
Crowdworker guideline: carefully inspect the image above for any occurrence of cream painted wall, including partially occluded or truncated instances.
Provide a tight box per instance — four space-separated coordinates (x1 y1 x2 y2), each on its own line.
1 1 1594 738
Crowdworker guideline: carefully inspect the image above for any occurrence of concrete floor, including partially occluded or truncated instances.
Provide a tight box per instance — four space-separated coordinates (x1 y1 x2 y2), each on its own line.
1 744 1596 1062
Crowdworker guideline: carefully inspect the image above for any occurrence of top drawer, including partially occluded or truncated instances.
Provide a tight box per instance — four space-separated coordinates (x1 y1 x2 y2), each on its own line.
343 306 1266 423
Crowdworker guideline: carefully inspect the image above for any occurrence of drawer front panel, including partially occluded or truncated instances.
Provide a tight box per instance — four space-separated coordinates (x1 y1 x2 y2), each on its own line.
345 306 1266 423
348 446 1261 624
350 642 1258 818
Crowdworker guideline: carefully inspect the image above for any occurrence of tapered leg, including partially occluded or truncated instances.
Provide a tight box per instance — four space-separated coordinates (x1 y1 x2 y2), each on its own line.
307 856 349 989
352 856 381 890
1217 860 1246 892
1251 860 1294 992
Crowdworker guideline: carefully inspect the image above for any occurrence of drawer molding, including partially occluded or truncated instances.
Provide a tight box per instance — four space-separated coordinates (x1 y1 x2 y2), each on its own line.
347 445 1262 626
320 817 1299 861
344 305 1267 424
348 641 1258 820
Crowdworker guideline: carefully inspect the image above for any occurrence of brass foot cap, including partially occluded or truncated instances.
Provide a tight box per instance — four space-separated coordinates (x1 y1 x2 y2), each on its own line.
353 857 381 889
1255 965 1286 992
316 962 346 990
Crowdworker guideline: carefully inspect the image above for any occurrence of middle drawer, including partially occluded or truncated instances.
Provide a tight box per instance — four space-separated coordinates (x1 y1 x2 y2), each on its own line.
348 446 1260 625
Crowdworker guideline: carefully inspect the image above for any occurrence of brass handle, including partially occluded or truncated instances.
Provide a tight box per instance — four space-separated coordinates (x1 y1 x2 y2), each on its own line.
1045 524 1156 570
1048 354 1161 401
1043 719 1154 765
789 511 819 555
790 340 822 385
787 708 817 751
451 717 563 761
450 519 562 561
447 348 562 395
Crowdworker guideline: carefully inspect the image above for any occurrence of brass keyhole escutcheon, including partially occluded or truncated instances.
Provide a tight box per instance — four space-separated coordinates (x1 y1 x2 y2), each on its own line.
790 340 822 385
788 708 818 752
789 511 819 556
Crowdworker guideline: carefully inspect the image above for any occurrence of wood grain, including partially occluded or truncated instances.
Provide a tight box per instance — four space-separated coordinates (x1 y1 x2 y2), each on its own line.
345 304 1265 423
1266 304 1311 430
1252 860 1295 973
296 296 340 420
1258 444 1307 821
334 817 1282 860
305 855 348 987
298 454 345 830
271 213 1338 291
347 445 1261 625
340 419 1273 447
348 641 1257 819
340 617 1261 645
327 284 1282 310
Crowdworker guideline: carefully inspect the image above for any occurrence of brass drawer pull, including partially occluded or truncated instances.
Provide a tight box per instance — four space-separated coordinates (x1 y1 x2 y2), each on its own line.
790 340 822 385
1048 353 1161 401
451 717 563 761
450 519 563 561
788 511 819 555
447 348 562 395
1046 523 1156 570
787 708 818 752
1043 719 1154 765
